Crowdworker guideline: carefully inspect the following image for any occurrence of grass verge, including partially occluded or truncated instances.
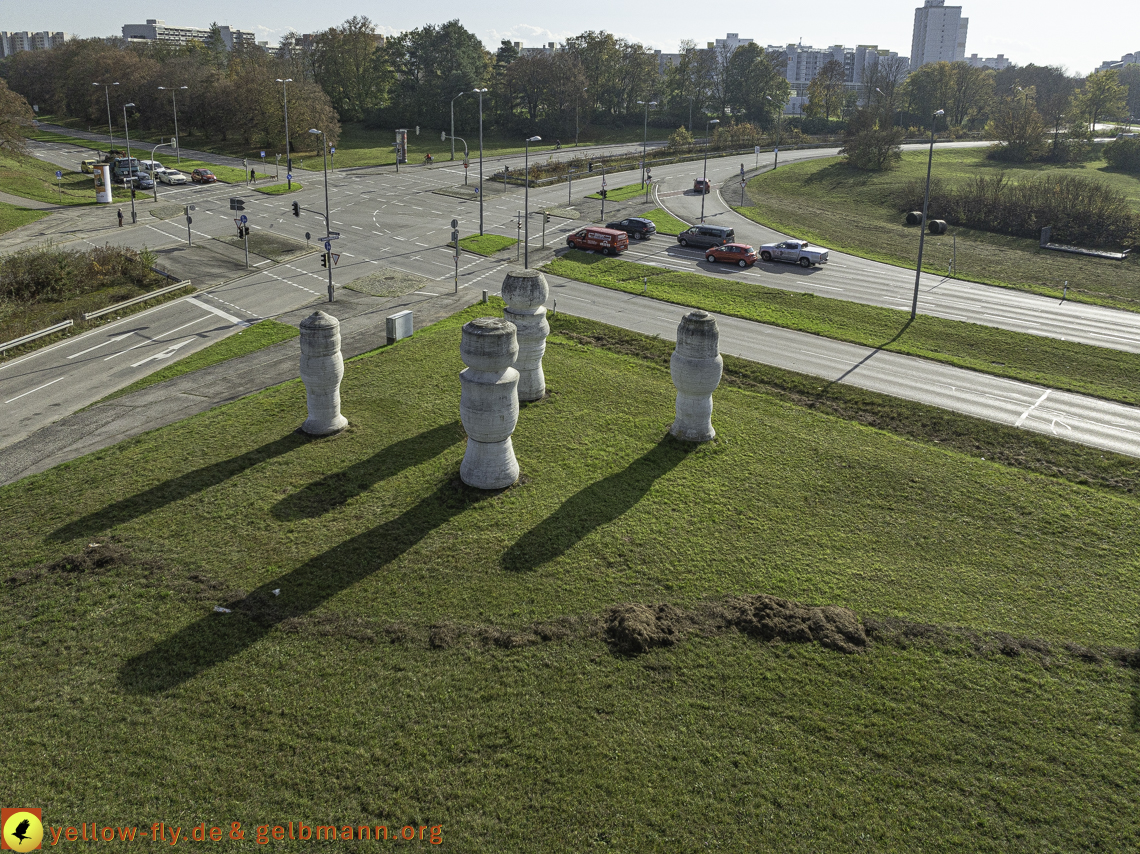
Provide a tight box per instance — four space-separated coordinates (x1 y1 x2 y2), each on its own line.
254 182 302 195
641 206 690 235
544 251 1140 407
97 319 299 404
0 148 94 206
587 182 650 201
0 200 50 235
457 234 517 256
737 149 1140 310
1 304 1139 850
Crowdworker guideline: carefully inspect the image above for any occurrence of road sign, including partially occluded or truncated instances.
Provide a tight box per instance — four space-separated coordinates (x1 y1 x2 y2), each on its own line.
188 205 196 211
451 218 459 229
441 131 446 142
239 214 248 224
331 253 340 266
328 231 341 238
331 147 336 154
260 151 265 158
287 173 293 181
324 241 332 252
55 170 62 178
740 179 746 186
755 145 760 154
234 218 242 228
305 232 311 241
186 216 192 225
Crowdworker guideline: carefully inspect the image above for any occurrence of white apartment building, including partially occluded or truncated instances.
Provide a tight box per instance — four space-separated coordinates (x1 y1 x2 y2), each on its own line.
1096 51 1139 72
121 20 262 51
911 0 968 67
966 53 1011 70
0 31 72 58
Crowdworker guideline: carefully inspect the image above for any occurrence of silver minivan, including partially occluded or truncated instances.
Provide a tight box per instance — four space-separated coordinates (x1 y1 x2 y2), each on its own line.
677 225 735 249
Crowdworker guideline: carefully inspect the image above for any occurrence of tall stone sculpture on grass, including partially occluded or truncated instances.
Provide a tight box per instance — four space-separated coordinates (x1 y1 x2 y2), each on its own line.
459 318 520 489
299 310 348 435
669 310 722 442
502 268 550 401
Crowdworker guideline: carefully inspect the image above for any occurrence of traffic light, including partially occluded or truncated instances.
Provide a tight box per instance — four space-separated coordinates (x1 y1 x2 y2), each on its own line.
243 225 251 237
544 213 550 224
600 188 607 199
321 253 328 268
292 201 300 217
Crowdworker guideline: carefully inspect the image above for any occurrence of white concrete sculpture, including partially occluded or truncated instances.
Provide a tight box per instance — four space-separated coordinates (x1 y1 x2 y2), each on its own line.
501 268 550 401
669 310 723 442
459 317 520 489
299 310 348 435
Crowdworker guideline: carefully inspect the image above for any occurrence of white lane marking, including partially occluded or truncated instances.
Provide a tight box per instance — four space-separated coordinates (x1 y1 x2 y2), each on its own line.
4 376 67 404
130 337 195 367
105 316 210 360
185 296 242 324
984 313 1041 327
1015 390 1051 427
67 332 134 359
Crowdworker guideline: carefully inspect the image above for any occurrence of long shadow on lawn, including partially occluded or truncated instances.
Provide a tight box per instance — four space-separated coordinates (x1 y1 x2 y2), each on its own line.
50 431 313 543
500 433 691 572
272 422 464 520
119 477 489 694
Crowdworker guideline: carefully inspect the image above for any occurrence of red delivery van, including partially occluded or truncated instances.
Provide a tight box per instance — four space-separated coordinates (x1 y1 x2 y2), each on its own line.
566 226 629 255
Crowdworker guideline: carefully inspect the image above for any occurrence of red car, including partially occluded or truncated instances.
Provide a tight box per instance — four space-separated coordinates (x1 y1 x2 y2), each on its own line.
693 178 711 194
191 168 217 184
566 226 629 255
705 243 759 267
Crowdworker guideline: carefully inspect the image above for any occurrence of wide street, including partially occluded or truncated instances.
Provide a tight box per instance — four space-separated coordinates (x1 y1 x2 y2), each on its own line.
3 133 1140 458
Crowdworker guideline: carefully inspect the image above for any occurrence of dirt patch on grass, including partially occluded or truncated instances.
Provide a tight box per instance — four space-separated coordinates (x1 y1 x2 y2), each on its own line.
604 603 693 654
345 268 431 298
5 541 137 582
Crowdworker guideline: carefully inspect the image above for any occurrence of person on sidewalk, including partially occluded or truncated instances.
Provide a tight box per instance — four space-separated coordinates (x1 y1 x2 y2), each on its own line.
250 167 256 184
117 208 123 228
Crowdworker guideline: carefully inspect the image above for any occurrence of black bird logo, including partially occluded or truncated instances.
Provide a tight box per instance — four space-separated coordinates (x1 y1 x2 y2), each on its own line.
10 818 32 844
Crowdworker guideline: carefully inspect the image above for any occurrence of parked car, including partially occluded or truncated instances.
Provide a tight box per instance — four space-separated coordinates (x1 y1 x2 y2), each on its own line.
605 217 657 240
137 159 162 174
191 168 217 184
566 226 629 255
676 224 735 249
693 178 711 193
80 159 100 174
705 243 759 267
157 168 188 185
127 174 155 191
759 239 829 268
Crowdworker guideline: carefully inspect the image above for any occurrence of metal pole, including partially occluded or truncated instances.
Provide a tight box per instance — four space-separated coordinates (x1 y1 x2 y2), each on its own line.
912 110 943 320
185 205 192 246
642 102 648 186
524 139 530 268
477 90 485 235
244 228 249 269
322 138 333 302
282 80 292 190
123 104 136 224
700 118 718 224
568 169 573 205
172 89 182 163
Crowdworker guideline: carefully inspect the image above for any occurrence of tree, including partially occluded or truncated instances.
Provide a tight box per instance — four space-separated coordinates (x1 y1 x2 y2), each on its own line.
310 17 388 122
804 59 847 120
840 106 905 170
995 64 1076 158
0 78 35 153
1072 69 1128 133
725 44 790 126
945 63 994 128
989 88 1047 161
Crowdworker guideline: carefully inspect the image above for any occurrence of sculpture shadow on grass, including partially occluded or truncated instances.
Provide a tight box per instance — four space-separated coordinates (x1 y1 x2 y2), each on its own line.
500 433 693 573
272 422 464 520
119 478 489 694
50 431 314 543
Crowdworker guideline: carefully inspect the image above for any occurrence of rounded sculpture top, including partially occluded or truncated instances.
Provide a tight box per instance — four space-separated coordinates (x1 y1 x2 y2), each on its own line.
461 317 518 372
300 310 339 331
501 268 550 311
675 310 719 359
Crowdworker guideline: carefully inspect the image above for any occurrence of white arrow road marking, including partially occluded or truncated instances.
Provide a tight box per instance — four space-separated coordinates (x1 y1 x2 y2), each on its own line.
4 376 67 404
67 331 135 358
1015 390 1051 427
130 337 195 367
184 296 242 324
105 316 210 360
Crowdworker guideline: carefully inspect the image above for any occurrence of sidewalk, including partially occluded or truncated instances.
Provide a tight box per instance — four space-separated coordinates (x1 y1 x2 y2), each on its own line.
0 285 484 486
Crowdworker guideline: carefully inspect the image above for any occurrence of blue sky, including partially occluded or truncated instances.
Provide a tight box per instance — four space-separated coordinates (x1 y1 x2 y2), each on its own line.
11 0 1133 76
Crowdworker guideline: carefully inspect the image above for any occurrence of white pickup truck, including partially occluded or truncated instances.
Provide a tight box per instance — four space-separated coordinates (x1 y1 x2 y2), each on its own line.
759 239 829 268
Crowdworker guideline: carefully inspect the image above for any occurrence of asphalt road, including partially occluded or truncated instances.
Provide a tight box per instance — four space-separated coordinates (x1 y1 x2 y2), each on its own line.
4 134 1140 459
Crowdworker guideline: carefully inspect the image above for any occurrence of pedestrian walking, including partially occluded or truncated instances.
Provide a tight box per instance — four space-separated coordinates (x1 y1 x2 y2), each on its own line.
117 208 124 227
250 167 256 184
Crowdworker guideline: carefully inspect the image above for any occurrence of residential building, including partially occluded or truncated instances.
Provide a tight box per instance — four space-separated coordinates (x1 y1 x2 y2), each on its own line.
518 42 558 58
1096 51 1139 72
121 19 260 51
966 53 1011 70
0 31 72 58
709 33 754 54
911 0 969 67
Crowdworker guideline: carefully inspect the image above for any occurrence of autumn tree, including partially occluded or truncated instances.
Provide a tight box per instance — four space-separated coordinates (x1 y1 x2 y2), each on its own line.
804 59 847 120
1071 69 1128 133
0 78 35 153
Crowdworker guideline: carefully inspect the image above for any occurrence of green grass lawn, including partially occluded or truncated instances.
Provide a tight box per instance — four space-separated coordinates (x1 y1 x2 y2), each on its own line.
254 182 302 195
0 148 94 206
97 320 299 404
641 206 690 235
27 130 247 184
457 233 517 256
545 252 1140 408
0 200 49 235
738 149 1140 310
587 182 651 201
2 302 1139 849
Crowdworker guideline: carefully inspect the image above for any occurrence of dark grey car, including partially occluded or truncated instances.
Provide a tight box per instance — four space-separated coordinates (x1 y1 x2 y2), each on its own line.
677 225 735 249
605 217 657 240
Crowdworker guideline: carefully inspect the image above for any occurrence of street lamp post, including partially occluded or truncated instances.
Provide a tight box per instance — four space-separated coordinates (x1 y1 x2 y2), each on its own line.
912 109 945 320
472 88 487 235
637 99 657 188
450 92 465 161
576 87 587 146
523 135 541 268
309 128 334 303
700 118 720 223
123 103 137 224
276 78 293 189
157 86 187 163
766 95 783 169
149 141 173 202
92 82 118 151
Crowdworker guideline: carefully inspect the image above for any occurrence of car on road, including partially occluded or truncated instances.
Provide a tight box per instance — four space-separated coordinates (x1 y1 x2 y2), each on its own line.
80 159 100 174
157 168 188 185
605 217 656 240
127 174 155 191
705 243 759 267
693 178 711 194
759 239 829 268
566 226 629 255
676 224 735 249
191 168 217 184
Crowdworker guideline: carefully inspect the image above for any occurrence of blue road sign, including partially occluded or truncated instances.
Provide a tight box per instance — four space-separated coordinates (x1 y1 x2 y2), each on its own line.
239 214 248 224
260 151 265 158
331 147 336 154
56 170 62 178
287 173 292 180
324 241 332 252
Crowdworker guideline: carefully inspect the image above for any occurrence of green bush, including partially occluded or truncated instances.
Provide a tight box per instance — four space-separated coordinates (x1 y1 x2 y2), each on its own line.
1103 138 1140 173
0 245 160 303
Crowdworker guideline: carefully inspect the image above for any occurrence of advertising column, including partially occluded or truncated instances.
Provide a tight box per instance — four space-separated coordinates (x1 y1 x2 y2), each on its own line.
94 164 112 203
395 129 408 165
